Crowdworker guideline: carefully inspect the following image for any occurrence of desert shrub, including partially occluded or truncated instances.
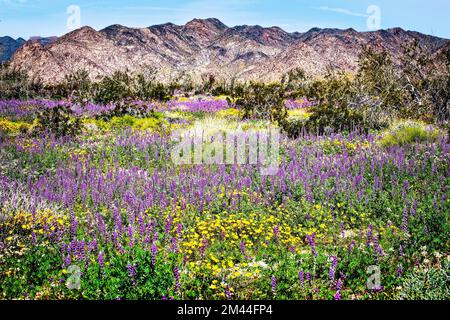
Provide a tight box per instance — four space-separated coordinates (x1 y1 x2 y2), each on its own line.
0 118 32 135
91 71 134 104
399 40 450 124
283 43 450 135
279 118 310 138
35 105 81 137
50 69 92 101
110 114 167 132
280 72 366 136
282 67 309 98
216 108 242 119
56 71 175 104
396 261 450 300
133 117 167 132
306 48 406 132
82 118 112 133
0 63 43 99
232 82 287 122
110 115 137 128
106 99 160 119
134 73 172 101
306 102 365 134
287 108 312 120
379 120 441 147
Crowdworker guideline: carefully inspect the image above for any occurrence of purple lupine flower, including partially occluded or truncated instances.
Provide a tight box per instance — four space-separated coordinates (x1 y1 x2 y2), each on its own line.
70 216 78 239
240 241 246 257
347 240 356 254
171 237 179 253
64 254 71 268
165 215 172 236
271 276 277 295
306 233 317 257
200 237 207 259
273 226 280 241
372 235 385 260
174 266 180 292
410 201 417 216
225 285 232 299
128 225 134 247
306 271 312 282
98 251 104 271
299 270 304 287
78 240 86 262
334 278 342 300
402 207 409 232
336 278 342 291
127 262 137 285
340 223 345 238
334 291 341 300
366 224 373 246
151 243 158 267
329 256 338 283
113 231 119 248
397 264 403 277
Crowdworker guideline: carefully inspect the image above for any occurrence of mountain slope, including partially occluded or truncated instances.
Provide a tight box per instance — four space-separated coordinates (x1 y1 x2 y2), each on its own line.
0 37 26 62
8 18 450 84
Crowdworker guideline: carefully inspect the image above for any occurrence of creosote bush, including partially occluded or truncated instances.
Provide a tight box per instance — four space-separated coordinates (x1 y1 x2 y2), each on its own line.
36 105 81 137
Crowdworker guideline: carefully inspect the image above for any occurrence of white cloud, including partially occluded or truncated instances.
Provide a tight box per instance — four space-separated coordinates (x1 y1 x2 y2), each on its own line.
313 6 369 18
1 0 27 4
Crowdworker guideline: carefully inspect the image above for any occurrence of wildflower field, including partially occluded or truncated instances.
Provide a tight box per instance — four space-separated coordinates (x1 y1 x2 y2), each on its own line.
0 98 449 300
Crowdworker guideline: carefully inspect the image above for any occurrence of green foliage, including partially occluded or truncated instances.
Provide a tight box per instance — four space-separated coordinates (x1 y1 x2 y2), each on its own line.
92 71 135 103
399 40 450 123
396 261 450 300
0 118 32 135
110 114 167 132
280 43 449 135
379 121 440 147
36 105 81 137
281 67 309 98
0 62 43 99
232 82 287 122
51 69 92 100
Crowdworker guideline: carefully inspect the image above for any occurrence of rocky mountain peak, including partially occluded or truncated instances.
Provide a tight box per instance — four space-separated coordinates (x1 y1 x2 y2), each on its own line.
0 36 26 62
63 26 103 42
183 18 229 45
184 18 228 32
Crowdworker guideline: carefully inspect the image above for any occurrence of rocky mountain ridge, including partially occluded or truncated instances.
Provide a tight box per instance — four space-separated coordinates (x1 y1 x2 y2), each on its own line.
7 18 450 84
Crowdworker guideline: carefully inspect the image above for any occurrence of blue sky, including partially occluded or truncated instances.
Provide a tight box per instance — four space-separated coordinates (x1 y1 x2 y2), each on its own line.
1 0 449 39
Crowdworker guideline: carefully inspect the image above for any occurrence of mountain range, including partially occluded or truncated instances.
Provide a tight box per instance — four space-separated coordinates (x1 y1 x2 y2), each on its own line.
3 18 450 84
0 36 26 62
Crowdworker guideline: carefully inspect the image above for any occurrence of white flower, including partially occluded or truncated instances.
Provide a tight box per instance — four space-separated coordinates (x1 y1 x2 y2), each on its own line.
257 261 269 269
